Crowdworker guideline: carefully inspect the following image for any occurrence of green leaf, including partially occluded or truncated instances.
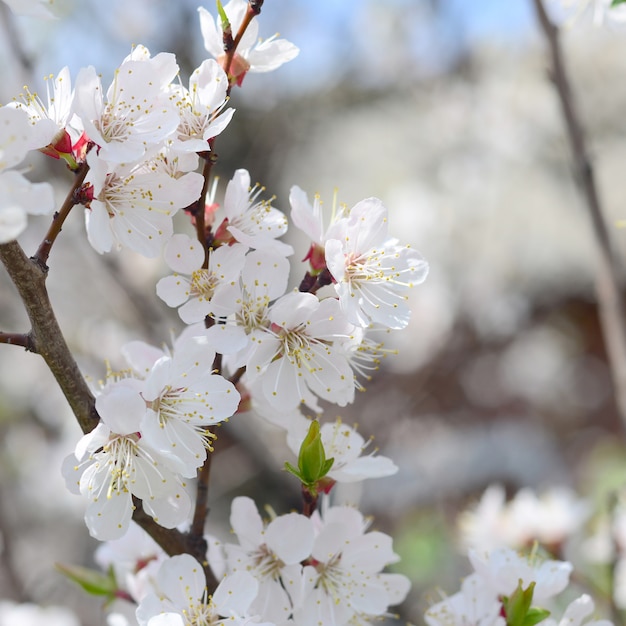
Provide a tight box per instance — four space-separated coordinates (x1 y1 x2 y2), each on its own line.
56 563 117 597
521 608 551 626
611 0 626 7
284 461 303 481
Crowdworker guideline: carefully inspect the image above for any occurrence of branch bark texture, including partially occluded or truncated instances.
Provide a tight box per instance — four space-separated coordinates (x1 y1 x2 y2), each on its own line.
0 240 98 434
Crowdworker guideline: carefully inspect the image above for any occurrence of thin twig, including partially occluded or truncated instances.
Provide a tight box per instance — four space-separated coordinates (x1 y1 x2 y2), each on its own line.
532 0 626 430
0 332 33 350
222 1 264 79
33 161 90 271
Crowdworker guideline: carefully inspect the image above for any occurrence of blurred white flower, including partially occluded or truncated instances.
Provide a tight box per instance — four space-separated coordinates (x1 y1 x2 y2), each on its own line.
0 106 55 243
554 0 626 26
95 522 166 603
0 601 80 626
469 547 572 602
1 0 56 18
459 484 589 553
541 594 613 626
425 573 505 626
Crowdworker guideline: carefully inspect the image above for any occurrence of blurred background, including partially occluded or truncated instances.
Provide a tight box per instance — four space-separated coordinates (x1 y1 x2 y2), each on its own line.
2 0 626 624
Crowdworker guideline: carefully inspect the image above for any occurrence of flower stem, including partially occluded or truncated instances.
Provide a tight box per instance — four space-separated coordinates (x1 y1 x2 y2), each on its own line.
222 1 263 78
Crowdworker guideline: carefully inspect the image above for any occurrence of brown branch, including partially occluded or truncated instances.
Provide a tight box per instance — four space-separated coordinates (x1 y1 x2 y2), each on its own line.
190 456 213 539
0 331 34 350
33 161 89 271
0 240 98 434
228 366 246 386
131 497 218 592
532 0 626 430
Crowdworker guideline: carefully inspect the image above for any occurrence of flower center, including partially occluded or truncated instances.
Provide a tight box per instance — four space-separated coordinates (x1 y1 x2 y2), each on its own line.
184 595 218 626
101 433 141 497
251 543 284 580
190 269 217 300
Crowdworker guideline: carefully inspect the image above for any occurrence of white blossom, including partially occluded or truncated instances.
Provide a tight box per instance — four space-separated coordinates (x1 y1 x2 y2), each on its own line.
73 47 180 163
62 380 191 540
9 66 80 153
136 554 274 626
140 335 240 477
458 484 589 553
198 0 299 84
294 504 410 626
289 184 349 248
224 496 313 623
83 153 203 257
541 595 613 626
216 169 293 255
247 291 356 411
205 249 290 363
156 234 247 323
325 197 429 329
170 59 234 153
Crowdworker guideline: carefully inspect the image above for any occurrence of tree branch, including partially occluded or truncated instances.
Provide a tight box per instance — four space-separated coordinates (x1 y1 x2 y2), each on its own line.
0 240 98 434
532 0 626 429
131 498 218 592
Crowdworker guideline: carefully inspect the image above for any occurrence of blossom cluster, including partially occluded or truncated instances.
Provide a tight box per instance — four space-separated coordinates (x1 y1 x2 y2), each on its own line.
0 1 431 623
97 497 409 626
458 484 626 613
458 484 590 554
426 547 610 626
